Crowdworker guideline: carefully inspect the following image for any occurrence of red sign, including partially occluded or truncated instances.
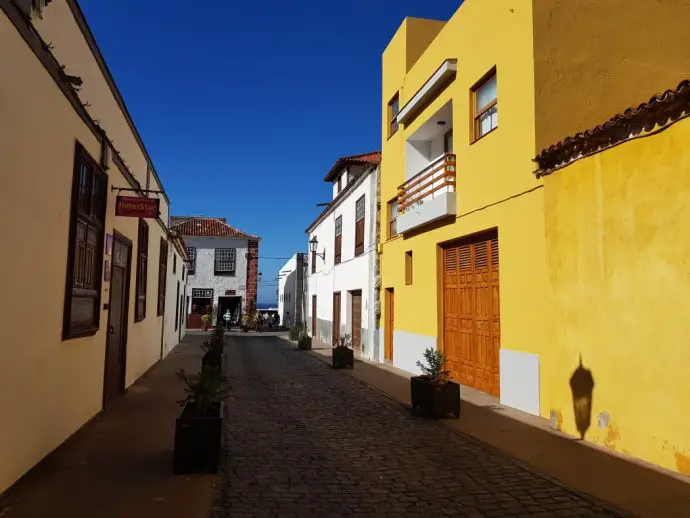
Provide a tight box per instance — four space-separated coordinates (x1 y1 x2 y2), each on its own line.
115 196 160 218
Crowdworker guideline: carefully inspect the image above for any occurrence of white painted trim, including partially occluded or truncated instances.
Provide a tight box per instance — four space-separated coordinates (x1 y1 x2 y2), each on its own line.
396 59 457 125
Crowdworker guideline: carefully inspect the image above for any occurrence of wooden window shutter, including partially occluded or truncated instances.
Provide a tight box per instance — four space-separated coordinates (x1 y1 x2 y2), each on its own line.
354 195 365 256
157 238 168 316
334 216 342 264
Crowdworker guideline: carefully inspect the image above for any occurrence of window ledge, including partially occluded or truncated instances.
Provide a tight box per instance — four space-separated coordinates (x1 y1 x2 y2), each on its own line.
471 126 498 145
63 327 99 341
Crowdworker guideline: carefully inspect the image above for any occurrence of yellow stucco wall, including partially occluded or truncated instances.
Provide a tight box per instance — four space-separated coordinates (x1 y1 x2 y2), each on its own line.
541 117 690 475
533 0 690 151
380 1 550 384
0 6 168 494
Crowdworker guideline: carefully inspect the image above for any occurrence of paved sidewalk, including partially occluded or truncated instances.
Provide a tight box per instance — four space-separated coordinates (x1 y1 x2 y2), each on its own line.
293 336 690 518
214 334 629 517
0 335 215 518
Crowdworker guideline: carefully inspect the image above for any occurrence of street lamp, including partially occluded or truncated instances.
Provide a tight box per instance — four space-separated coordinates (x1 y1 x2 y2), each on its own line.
309 236 325 262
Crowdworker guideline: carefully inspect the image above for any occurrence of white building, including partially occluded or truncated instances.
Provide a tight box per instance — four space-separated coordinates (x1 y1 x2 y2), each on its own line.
162 231 189 357
170 216 260 329
306 152 381 361
277 253 306 328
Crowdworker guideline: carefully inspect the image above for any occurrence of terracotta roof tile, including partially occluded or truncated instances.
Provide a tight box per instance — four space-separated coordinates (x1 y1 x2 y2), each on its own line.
324 151 381 182
534 79 690 177
171 217 259 239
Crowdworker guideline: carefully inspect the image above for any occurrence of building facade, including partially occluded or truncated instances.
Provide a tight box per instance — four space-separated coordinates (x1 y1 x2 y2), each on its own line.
277 253 306 329
161 231 189 357
171 217 259 329
379 1 690 417
0 0 176 495
306 152 381 361
533 81 690 475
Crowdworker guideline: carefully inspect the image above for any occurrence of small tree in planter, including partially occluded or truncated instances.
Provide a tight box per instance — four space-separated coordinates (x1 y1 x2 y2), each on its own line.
297 327 312 350
410 348 460 419
332 333 354 369
201 326 225 370
173 365 229 474
289 322 304 341
201 313 212 331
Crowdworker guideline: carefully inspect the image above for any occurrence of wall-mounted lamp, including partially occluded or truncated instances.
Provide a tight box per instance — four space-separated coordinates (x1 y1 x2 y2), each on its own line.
309 236 326 262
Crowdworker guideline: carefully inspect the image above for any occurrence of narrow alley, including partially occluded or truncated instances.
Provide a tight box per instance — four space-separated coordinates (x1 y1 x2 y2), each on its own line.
212 335 630 518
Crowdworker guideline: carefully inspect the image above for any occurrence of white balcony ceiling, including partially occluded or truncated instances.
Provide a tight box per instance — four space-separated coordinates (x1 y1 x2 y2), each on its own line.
396 59 457 126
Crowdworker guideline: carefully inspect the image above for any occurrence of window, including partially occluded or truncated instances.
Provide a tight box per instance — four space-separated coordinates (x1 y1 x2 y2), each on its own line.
182 265 185 280
388 199 398 239
444 129 454 154
334 216 342 265
405 251 413 285
214 248 236 274
63 143 107 339
135 220 149 322
337 175 342 194
191 288 213 315
354 195 365 256
472 68 498 141
157 238 168 316
388 92 399 137
173 253 177 274
186 247 196 274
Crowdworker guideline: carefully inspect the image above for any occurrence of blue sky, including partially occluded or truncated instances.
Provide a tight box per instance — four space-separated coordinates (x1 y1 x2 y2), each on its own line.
80 0 460 303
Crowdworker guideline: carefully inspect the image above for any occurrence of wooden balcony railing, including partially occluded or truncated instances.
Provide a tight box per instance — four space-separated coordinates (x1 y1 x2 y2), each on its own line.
398 153 456 213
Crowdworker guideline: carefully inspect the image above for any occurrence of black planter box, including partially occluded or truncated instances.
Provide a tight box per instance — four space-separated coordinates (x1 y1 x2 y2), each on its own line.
332 347 354 369
289 329 300 341
298 336 312 350
173 402 223 474
410 376 460 419
201 350 222 370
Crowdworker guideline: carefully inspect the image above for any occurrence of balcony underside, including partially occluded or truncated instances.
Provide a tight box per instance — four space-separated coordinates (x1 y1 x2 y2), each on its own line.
398 192 456 234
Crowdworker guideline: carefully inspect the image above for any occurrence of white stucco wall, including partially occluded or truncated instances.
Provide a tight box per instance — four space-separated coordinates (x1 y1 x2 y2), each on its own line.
307 167 381 362
162 243 187 357
278 254 298 328
183 236 249 321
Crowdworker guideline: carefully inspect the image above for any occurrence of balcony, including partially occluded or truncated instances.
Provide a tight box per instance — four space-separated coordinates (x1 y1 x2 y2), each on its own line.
397 153 456 234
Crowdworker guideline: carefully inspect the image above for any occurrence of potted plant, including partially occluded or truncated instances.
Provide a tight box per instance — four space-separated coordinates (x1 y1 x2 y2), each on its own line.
241 313 251 332
410 348 460 419
332 333 354 369
297 328 312 350
289 322 303 341
201 326 225 370
201 313 212 331
173 365 229 474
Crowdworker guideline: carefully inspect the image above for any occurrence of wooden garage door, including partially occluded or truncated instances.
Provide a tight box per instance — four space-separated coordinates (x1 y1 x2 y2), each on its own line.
443 232 500 396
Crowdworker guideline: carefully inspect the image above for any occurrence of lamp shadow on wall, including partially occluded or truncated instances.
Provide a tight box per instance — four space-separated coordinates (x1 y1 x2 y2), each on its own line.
569 354 595 440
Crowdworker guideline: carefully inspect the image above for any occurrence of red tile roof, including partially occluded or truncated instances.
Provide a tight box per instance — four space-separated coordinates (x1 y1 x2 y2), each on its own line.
171 217 259 239
534 79 690 177
323 151 381 181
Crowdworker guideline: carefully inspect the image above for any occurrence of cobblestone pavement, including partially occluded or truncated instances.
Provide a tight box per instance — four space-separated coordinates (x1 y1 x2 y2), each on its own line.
211 335 632 518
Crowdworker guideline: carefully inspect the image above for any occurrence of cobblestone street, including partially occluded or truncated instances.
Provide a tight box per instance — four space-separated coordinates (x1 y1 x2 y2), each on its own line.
211 335 632 518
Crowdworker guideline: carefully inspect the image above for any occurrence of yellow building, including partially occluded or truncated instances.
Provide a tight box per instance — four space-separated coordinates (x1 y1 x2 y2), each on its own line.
534 80 690 474
379 0 690 418
0 0 176 494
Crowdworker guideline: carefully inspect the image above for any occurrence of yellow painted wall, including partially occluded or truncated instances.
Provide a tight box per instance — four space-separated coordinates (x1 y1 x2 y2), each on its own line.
0 6 168 494
541 117 690 475
380 1 550 386
533 0 690 151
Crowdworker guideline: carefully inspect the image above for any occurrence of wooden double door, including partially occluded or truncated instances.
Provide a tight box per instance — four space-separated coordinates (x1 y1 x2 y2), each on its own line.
104 234 131 406
443 231 500 396
332 291 362 350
